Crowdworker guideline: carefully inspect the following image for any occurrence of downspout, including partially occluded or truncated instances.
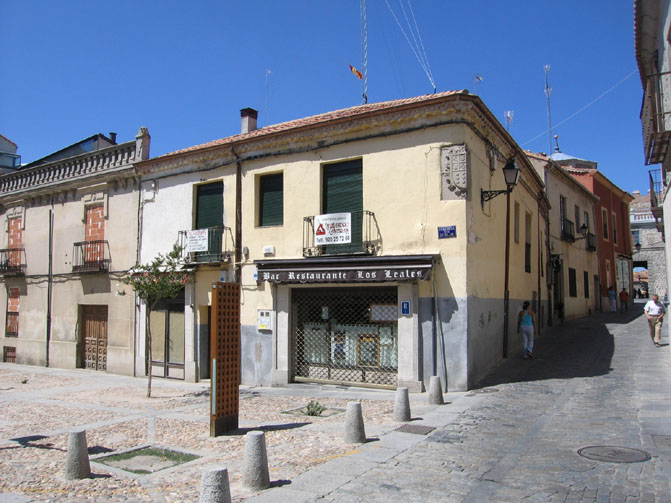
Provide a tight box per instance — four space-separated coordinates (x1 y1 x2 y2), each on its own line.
46 206 53 367
233 148 242 284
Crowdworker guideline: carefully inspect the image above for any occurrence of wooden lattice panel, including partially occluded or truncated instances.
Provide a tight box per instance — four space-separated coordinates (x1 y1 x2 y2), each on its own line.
210 281 241 436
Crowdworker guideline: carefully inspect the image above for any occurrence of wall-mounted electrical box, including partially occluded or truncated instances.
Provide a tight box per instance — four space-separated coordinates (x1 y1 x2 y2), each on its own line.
257 309 273 331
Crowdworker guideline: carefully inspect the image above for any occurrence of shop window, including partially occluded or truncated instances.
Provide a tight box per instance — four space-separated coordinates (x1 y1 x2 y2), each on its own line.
258 173 283 226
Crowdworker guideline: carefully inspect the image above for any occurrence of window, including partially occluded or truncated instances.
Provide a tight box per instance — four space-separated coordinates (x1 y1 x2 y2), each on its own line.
6 287 19 337
524 212 532 273
568 268 577 297
560 196 567 229
196 182 223 229
258 173 283 226
612 212 618 244
584 211 590 232
574 205 581 230
602 208 609 240
632 229 640 246
514 201 520 244
323 159 363 253
584 271 589 298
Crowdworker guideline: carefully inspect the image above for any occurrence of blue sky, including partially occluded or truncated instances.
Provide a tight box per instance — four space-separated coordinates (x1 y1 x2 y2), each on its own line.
1 1 647 194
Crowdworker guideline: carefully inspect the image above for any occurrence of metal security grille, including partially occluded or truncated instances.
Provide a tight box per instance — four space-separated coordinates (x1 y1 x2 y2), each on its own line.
292 287 398 388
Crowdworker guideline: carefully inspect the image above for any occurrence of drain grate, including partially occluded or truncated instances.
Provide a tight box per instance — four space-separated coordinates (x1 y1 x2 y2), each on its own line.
95 446 200 474
652 435 671 448
395 424 435 435
577 446 651 464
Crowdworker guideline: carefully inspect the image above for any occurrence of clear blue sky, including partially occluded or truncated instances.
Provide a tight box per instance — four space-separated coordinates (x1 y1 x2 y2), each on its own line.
1 1 647 194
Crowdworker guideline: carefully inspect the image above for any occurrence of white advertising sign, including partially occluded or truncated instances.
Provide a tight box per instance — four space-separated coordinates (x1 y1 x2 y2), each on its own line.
314 213 351 245
186 229 209 252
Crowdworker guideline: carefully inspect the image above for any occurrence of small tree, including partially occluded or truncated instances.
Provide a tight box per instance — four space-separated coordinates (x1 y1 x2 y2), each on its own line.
123 244 187 398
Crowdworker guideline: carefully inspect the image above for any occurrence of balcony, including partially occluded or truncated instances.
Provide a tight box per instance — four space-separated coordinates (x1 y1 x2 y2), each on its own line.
561 219 575 242
72 240 110 273
303 210 379 257
177 226 233 265
641 73 671 165
0 248 26 275
586 232 597 251
649 169 664 232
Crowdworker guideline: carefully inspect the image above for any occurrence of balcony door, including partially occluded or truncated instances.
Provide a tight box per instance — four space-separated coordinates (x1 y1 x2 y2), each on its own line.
149 289 185 379
322 160 363 254
195 182 223 263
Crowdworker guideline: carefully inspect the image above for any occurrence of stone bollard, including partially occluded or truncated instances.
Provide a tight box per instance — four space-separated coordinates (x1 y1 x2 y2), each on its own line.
242 431 270 491
63 429 91 480
199 465 232 503
344 401 366 444
393 387 411 422
428 376 445 405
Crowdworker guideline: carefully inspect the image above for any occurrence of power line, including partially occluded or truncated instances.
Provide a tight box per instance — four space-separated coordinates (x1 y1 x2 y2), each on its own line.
522 69 638 148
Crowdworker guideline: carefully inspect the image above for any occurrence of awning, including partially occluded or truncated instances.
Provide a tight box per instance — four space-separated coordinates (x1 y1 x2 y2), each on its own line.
254 255 436 284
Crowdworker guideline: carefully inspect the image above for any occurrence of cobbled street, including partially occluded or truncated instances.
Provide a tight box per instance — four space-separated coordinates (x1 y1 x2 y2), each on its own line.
2 302 670 502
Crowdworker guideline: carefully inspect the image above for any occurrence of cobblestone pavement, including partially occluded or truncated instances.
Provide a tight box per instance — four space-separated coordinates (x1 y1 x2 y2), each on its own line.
1 302 670 502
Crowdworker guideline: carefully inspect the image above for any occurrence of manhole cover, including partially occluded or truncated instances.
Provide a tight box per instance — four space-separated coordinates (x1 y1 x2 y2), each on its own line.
577 446 651 463
472 388 499 394
652 435 671 448
395 424 435 435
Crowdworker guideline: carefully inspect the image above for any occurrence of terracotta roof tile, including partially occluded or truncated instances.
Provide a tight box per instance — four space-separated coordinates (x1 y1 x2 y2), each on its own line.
158 91 468 159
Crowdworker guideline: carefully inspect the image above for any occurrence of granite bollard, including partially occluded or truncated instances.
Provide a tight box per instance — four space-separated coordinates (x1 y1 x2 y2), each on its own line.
428 376 445 405
344 401 366 443
199 465 232 503
242 431 270 490
63 429 91 480
393 387 411 422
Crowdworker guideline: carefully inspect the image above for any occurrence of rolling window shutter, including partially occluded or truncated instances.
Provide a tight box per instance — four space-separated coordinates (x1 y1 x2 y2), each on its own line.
323 160 362 214
196 182 223 229
259 173 283 226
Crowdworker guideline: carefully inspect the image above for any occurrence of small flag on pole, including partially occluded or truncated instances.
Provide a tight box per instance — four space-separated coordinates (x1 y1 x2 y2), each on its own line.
349 64 363 80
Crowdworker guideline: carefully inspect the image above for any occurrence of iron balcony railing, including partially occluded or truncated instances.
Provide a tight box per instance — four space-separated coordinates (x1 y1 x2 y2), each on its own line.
586 232 597 251
72 240 110 273
303 210 379 257
0 248 26 275
641 73 671 165
177 226 233 265
560 219 575 242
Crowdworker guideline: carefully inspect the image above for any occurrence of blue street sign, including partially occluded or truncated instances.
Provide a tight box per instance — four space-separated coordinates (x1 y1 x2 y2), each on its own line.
401 301 410 315
438 226 456 239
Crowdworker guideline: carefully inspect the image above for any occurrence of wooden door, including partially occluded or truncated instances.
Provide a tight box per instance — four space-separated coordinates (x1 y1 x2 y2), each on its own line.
82 305 108 371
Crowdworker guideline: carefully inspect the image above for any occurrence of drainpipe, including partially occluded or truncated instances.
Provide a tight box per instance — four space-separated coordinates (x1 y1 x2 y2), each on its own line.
502 190 512 358
46 207 54 366
233 149 242 284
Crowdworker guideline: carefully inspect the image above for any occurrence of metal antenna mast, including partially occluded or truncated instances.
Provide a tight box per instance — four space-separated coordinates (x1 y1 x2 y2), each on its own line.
361 0 368 104
504 110 514 132
544 65 553 156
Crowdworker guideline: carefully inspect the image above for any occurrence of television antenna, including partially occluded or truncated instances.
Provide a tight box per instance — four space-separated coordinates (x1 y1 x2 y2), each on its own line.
504 110 514 131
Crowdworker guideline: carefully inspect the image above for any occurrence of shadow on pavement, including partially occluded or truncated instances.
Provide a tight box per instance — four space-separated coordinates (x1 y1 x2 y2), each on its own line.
472 307 647 390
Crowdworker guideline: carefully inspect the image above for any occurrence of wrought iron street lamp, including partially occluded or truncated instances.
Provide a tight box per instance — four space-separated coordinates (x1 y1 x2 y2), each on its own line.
574 223 589 240
635 242 642 252
481 157 521 207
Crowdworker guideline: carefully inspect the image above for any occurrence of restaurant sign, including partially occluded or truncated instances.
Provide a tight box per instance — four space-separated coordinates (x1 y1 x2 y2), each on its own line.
314 213 351 245
257 265 431 284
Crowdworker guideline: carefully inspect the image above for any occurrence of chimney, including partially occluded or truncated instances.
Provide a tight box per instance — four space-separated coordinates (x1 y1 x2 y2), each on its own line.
109 132 117 144
240 108 258 134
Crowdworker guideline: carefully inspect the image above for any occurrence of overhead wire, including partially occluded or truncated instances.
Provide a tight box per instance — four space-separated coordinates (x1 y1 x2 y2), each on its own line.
521 69 638 147
384 0 436 92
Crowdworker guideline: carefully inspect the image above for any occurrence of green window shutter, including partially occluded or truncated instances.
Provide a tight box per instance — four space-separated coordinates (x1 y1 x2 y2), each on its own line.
196 182 223 229
322 160 363 253
259 173 283 226
323 160 362 214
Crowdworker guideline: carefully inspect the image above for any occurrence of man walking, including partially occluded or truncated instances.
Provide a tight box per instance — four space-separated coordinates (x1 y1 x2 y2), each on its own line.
644 294 666 347
619 288 629 313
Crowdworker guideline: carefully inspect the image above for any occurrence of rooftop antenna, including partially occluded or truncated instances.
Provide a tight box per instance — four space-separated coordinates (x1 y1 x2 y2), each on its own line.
265 69 271 124
504 110 514 132
474 75 483 95
544 65 553 157
361 0 368 104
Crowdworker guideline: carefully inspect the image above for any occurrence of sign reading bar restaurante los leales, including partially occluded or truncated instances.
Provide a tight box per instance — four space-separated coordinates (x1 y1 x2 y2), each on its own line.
258 266 431 284
314 213 351 245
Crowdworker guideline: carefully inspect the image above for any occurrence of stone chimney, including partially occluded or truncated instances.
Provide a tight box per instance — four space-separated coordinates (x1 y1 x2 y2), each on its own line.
240 108 258 134
135 127 151 161
108 132 117 144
